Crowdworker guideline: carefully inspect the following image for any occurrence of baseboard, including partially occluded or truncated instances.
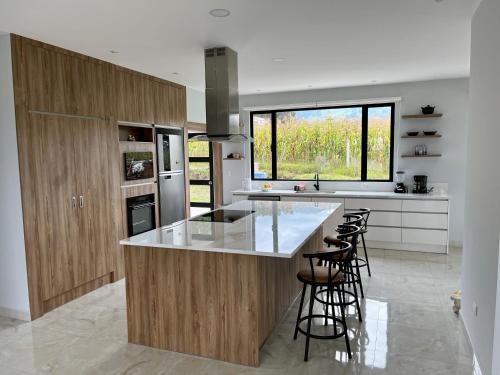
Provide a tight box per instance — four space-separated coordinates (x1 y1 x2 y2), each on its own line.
0 305 31 321
365 240 447 254
449 240 463 248
459 311 484 375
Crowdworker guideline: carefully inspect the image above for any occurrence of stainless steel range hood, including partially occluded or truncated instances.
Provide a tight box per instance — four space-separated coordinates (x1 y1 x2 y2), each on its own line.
190 47 251 143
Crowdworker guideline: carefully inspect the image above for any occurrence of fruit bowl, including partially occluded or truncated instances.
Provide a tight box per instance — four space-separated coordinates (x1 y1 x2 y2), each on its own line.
423 131 438 136
407 131 419 137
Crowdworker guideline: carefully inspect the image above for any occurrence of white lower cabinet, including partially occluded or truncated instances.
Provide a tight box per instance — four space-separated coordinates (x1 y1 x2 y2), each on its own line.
345 198 401 211
402 213 448 230
231 192 449 253
357 211 401 227
402 228 448 246
280 196 312 202
365 226 401 243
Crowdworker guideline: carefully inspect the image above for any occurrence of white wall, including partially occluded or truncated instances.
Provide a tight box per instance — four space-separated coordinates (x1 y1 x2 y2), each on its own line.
186 87 206 124
228 78 469 245
462 0 500 374
0 34 30 320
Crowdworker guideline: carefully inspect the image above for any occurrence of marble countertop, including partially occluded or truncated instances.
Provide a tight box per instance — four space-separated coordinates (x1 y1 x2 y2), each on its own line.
120 200 341 258
232 189 449 200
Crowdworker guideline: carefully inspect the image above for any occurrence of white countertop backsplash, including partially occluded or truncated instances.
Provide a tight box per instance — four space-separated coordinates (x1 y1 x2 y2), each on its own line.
121 200 341 258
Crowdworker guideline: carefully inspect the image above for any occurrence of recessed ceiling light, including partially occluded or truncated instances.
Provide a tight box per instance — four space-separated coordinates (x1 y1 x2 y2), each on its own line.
209 8 231 17
256 89 262 92
307 85 313 88
371 80 377 83
272 57 285 62
109 50 119 54
172 72 179 75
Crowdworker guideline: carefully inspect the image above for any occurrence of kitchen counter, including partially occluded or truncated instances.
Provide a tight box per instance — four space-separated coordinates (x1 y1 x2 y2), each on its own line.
121 200 341 366
120 200 340 258
232 189 449 200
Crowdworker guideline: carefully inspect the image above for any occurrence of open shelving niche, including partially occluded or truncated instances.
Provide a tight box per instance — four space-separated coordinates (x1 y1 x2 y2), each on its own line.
400 112 443 159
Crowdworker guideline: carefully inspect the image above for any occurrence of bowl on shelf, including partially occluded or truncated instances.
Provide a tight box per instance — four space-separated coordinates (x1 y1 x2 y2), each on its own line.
423 131 438 136
406 131 419 137
421 105 436 115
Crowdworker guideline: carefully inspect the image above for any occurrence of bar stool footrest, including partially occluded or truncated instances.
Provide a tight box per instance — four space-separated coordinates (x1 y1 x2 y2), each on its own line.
296 314 347 340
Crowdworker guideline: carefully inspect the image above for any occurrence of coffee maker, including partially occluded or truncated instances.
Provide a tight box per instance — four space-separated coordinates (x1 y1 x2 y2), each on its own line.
394 171 407 193
413 175 433 194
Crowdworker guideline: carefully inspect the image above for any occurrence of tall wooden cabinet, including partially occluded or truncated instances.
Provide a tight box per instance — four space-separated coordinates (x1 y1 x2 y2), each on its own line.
10 34 187 319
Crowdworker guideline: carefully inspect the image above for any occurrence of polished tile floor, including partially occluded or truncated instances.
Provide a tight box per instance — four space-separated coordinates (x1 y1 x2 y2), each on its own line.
0 248 472 374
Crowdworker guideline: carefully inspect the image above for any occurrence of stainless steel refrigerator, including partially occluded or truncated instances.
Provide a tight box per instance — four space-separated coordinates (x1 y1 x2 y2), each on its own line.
156 127 186 226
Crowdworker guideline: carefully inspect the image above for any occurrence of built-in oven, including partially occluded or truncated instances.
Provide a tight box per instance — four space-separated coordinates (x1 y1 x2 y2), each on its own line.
126 194 156 236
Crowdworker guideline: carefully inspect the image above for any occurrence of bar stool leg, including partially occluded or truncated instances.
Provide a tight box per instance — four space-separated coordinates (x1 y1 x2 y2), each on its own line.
354 258 365 299
304 285 316 361
324 289 329 326
294 284 307 340
350 267 363 323
361 233 372 277
338 283 352 359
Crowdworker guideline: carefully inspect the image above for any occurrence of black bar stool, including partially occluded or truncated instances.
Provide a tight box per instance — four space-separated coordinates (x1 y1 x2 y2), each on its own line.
320 223 364 322
293 240 353 361
345 209 372 277
324 216 366 300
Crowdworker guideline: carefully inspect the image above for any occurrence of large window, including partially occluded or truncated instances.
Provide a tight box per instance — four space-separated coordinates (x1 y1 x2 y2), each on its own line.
250 103 394 181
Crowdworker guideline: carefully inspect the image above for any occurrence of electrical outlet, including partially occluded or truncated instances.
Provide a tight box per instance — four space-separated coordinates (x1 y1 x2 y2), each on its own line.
473 302 479 317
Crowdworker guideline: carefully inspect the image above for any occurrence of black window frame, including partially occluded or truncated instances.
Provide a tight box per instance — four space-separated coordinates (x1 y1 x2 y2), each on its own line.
250 102 395 182
187 135 214 209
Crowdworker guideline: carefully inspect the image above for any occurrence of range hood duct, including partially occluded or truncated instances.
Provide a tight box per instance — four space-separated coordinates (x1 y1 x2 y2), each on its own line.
190 47 251 143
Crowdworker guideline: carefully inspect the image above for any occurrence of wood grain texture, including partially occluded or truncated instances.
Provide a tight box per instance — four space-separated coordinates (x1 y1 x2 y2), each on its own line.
43 273 112 313
153 81 170 125
115 68 155 124
11 34 47 318
168 84 187 127
123 228 324 366
23 39 112 118
10 34 188 319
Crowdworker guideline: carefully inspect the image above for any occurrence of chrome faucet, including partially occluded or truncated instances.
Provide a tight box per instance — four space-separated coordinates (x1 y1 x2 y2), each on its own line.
313 173 320 191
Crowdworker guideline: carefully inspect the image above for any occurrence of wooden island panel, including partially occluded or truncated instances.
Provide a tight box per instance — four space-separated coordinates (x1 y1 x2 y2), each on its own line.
124 227 323 367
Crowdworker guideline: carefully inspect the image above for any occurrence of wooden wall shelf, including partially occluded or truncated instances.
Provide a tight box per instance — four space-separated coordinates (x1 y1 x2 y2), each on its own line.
401 135 442 139
223 157 245 161
401 154 442 158
402 114 443 119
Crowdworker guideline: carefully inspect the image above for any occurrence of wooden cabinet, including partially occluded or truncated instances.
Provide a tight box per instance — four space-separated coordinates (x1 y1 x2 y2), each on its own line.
29 113 80 300
153 81 170 125
168 84 187 127
25 113 118 307
23 42 111 117
115 68 155 123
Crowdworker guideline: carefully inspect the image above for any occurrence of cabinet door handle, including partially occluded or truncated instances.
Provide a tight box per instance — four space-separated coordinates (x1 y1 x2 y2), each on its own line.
79 195 84 208
71 196 77 209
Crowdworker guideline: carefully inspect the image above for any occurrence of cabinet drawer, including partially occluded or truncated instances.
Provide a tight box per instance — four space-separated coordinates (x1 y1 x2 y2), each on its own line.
364 226 401 243
363 211 401 227
402 200 448 213
345 198 401 211
402 213 448 229
402 228 448 245
281 196 312 202
313 197 344 205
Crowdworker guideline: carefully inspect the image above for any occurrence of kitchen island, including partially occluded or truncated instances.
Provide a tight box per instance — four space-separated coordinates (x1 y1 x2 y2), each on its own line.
120 200 342 366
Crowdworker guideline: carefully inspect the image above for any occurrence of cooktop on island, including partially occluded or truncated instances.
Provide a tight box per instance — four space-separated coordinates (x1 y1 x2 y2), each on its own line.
189 209 254 223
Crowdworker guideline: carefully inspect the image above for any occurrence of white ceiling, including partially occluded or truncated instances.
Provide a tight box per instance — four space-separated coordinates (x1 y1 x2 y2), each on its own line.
0 0 479 94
